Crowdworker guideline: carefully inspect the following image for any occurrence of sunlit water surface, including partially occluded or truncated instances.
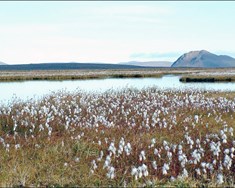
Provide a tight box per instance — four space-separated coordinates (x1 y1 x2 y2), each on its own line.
1 75 235 105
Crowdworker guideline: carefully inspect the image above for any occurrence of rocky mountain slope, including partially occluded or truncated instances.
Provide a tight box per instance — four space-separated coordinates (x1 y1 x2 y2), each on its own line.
0 61 6 65
171 50 235 68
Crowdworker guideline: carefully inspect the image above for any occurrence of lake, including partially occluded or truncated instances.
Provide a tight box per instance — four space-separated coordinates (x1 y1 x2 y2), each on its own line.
1 75 235 105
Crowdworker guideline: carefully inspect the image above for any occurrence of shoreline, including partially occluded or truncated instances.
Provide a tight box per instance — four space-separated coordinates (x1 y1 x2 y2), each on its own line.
0 68 235 82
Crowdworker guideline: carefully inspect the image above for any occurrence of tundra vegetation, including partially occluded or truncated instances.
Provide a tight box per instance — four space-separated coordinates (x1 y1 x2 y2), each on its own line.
0 87 234 187
0 68 235 83
178 68 235 82
180 76 235 83
0 68 223 81
180 71 235 83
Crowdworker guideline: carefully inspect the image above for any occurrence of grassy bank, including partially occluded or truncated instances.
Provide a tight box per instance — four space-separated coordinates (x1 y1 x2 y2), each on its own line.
0 71 164 81
0 88 234 186
0 68 235 82
0 68 209 81
180 75 235 82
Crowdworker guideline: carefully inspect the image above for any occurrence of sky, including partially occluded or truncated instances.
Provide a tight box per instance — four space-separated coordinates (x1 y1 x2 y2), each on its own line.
0 1 235 64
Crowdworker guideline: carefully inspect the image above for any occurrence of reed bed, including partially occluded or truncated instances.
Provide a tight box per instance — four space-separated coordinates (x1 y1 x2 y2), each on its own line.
0 88 234 186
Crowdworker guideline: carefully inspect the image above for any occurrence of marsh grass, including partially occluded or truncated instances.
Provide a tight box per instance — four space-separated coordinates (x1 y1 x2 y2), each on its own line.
0 88 234 186
0 69 164 81
0 68 204 82
180 75 235 82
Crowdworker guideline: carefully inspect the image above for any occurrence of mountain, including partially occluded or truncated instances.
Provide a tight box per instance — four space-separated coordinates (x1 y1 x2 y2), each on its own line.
171 50 235 68
0 61 6 65
119 61 172 67
0 62 150 71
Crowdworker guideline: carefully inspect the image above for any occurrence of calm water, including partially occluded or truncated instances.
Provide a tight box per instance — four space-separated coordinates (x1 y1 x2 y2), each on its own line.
1 75 235 104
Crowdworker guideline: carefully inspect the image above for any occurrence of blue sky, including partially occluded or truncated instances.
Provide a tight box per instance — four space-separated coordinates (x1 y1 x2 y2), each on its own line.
0 1 235 64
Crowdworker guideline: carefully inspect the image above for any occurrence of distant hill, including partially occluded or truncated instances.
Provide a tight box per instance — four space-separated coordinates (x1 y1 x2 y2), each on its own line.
0 61 6 65
0 62 150 71
119 61 172 67
171 50 235 68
